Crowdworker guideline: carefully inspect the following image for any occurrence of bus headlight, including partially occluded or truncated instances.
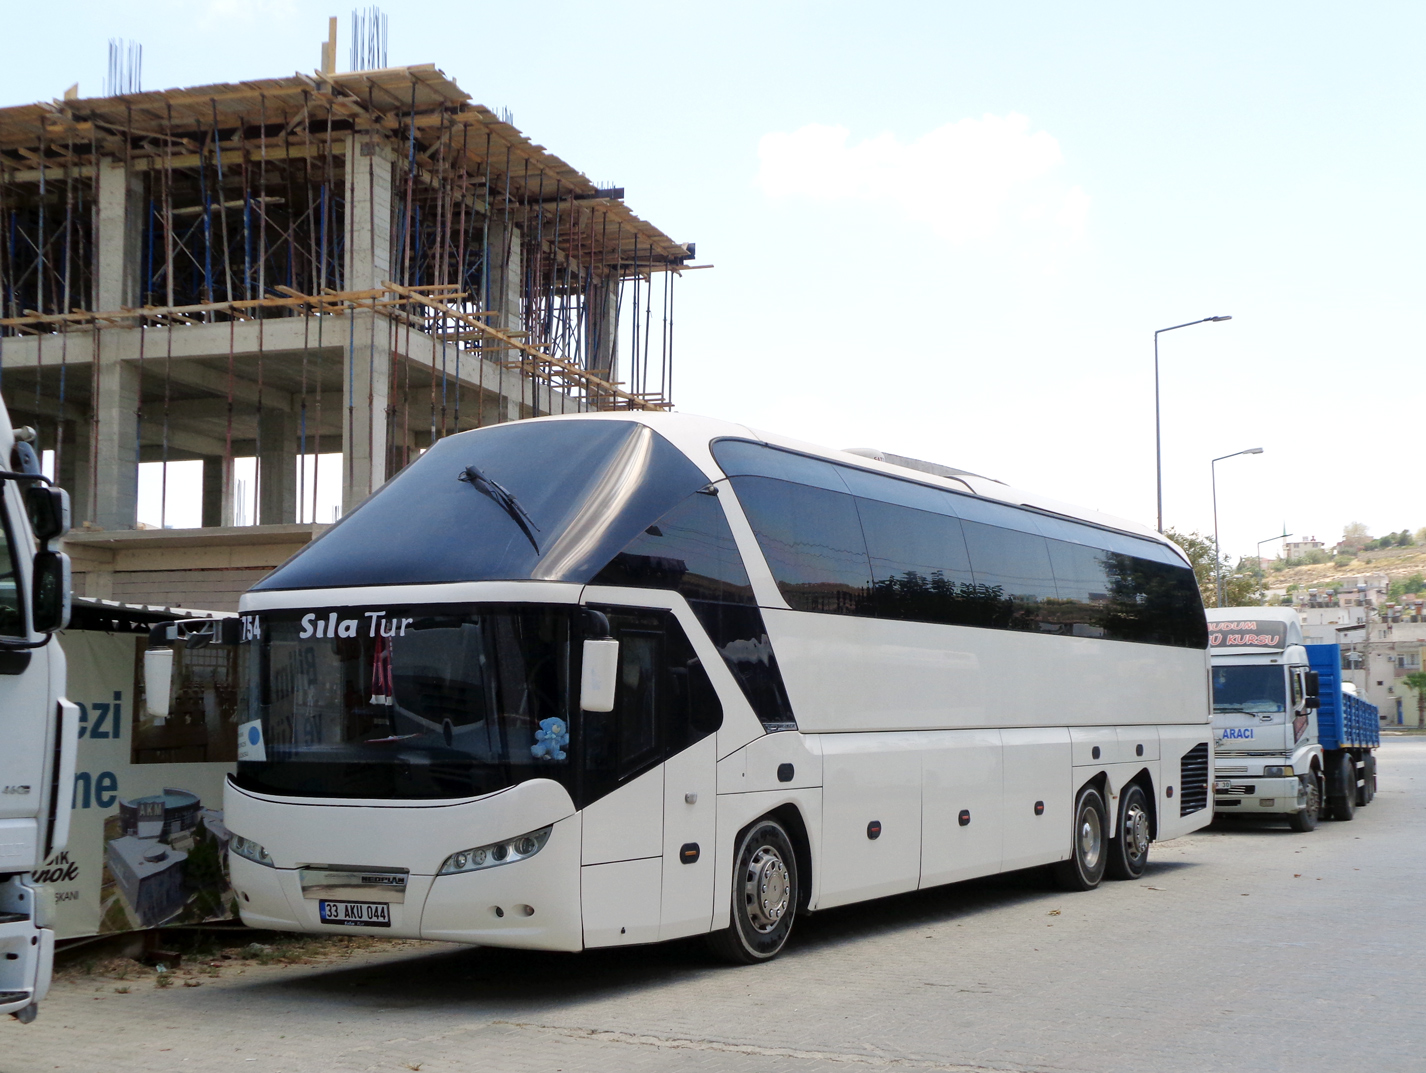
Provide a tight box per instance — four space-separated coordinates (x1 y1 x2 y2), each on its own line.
230 833 275 867
439 826 552 875
1263 765 1293 778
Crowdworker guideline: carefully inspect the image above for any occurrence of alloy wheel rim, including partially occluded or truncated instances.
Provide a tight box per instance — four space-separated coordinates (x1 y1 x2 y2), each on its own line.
1124 804 1150 859
1079 807 1102 870
743 844 790 933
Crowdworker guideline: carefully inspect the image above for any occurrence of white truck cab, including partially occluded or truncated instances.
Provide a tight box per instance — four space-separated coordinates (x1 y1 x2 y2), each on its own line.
0 395 76 1024
1208 608 1324 831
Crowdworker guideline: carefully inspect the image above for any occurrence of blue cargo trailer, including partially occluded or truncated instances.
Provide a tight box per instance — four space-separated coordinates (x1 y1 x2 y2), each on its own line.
1306 643 1379 818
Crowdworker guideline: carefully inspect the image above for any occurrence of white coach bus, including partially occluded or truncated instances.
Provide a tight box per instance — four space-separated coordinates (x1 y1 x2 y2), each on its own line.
153 413 1213 962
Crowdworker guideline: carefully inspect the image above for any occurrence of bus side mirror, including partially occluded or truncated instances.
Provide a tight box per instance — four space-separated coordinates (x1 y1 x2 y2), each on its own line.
144 647 175 718
581 639 620 713
30 550 70 633
25 485 69 543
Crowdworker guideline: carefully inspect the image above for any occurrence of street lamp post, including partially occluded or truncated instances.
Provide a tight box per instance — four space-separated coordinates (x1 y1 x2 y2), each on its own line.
1155 316 1232 533
1256 529 1292 571
1212 447 1264 607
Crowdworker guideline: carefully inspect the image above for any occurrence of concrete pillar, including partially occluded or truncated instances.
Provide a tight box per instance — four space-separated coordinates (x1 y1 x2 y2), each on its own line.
95 159 144 311
91 160 144 529
257 406 297 524
343 133 395 292
341 133 396 512
58 418 91 529
201 457 223 528
484 220 523 422
590 271 619 381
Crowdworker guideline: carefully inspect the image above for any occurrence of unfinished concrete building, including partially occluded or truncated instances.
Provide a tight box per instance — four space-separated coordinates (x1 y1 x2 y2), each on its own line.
0 59 697 609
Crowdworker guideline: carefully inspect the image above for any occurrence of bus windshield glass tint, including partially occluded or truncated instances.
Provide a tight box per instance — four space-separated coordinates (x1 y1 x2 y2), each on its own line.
254 420 711 590
234 606 575 800
1211 665 1286 714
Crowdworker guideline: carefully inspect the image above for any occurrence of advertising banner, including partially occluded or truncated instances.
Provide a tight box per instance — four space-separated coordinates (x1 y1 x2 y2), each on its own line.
33 625 237 940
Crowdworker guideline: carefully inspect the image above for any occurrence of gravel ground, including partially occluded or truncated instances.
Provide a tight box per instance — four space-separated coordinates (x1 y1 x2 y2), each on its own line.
5 740 1423 1073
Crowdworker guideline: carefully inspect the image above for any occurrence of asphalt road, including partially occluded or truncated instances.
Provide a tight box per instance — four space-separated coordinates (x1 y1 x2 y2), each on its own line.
7 738 1425 1073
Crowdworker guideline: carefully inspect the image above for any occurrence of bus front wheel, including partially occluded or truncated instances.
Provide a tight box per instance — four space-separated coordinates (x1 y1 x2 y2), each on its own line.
708 817 799 964
1053 786 1108 891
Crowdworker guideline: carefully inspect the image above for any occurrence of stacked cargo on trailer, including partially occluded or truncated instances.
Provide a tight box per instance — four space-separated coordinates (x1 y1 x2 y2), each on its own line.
0 398 76 1024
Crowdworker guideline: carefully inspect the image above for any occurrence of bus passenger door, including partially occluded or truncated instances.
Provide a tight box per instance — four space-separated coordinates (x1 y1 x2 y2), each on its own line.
660 733 716 939
580 622 666 947
1000 727 1071 871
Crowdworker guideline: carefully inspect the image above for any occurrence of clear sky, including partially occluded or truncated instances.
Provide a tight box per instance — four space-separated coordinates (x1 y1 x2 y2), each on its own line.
3 2 1420 557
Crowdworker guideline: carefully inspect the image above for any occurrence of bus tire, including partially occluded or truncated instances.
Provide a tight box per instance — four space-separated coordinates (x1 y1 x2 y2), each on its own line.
1053 786 1108 891
1287 772 1321 833
1106 783 1151 880
1329 753 1356 821
707 817 799 964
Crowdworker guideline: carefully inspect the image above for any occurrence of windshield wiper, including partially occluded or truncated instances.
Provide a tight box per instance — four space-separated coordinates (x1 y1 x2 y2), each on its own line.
458 464 541 553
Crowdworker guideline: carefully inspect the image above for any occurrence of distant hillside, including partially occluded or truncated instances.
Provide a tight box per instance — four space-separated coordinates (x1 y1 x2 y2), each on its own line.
1267 543 1426 592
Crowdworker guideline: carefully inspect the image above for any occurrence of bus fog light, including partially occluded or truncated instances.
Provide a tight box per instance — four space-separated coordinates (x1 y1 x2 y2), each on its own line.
1263 765 1292 778
230 834 274 868
439 826 553 875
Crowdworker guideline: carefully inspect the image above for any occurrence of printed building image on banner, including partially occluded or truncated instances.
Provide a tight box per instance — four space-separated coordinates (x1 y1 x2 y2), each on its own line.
32 610 241 940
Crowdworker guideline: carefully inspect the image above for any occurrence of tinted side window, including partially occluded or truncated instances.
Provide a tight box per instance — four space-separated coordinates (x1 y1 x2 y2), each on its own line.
1045 539 1112 639
579 607 723 806
1101 555 1207 648
688 601 797 730
591 491 755 605
961 520 1058 631
855 498 985 626
730 476 871 615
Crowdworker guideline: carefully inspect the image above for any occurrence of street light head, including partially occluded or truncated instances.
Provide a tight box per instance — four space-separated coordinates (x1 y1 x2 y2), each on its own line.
1208 315 1233 322
1245 447 1264 455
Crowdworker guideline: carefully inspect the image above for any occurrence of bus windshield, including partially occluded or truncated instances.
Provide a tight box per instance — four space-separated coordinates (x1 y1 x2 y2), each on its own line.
1211 665 1287 714
234 605 575 800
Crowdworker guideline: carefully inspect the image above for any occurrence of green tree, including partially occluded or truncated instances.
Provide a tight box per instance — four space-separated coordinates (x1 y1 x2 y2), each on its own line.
1402 671 1426 730
1164 528 1265 609
1389 573 1426 599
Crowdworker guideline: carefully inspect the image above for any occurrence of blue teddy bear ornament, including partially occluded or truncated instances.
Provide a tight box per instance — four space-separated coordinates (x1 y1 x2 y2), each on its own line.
530 716 569 761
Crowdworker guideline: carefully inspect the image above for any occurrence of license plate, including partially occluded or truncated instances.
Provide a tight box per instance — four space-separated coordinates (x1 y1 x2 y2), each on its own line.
318 900 390 927
1214 780 1231 791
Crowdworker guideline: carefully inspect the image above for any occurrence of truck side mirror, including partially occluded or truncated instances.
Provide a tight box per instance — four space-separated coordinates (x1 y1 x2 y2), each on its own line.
143 647 175 719
1304 670 1320 709
25 484 69 543
30 550 70 633
580 638 620 713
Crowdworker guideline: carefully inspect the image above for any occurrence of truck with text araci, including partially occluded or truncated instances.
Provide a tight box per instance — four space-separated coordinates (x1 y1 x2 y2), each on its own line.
1208 606 1378 830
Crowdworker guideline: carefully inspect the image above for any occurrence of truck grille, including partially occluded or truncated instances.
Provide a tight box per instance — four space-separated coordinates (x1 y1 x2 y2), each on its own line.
1180 742 1209 816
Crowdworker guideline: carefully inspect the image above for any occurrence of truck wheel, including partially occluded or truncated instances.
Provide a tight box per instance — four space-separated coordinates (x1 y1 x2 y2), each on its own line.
1330 754 1356 822
707 817 799 964
1287 773 1321 833
1106 783 1152 880
1053 786 1109 891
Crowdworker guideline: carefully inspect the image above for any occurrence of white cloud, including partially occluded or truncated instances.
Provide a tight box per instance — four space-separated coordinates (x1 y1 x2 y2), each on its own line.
756 114 1088 247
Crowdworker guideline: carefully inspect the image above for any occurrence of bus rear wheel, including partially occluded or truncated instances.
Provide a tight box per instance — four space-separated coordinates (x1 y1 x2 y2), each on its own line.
1106 783 1152 880
1053 786 1108 891
707 817 799 964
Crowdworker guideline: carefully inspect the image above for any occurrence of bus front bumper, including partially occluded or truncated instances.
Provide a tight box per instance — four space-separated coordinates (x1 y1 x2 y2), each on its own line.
227 813 585 952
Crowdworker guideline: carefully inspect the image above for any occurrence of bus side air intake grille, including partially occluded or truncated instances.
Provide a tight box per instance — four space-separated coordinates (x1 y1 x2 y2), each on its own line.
1179 742 1209 817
